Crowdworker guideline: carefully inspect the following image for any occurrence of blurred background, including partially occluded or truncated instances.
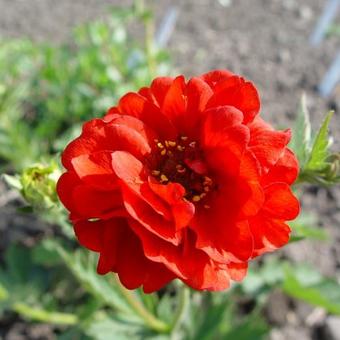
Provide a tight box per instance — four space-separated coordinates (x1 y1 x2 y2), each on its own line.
0 0 339 339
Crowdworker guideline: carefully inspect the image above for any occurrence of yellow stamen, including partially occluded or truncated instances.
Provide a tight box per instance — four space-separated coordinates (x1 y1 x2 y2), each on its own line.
168 141 177 147
151 170 160 176
192 195 201 202
157 142 164 149
160 174 168 182
165 141 169 147
177 145 185 151
180 136 188 141
161 149 167 156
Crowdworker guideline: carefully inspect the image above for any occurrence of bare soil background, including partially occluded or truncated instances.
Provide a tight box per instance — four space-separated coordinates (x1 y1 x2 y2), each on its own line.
0 0 340 339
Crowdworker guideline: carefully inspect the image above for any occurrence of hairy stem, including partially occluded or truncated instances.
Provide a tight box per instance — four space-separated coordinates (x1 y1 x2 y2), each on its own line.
170 283 190 335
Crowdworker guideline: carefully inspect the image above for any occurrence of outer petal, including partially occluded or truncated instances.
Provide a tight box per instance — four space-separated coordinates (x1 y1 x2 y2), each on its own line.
248 117 291 173
205 75 260 124
249 215 291 257
262 183 300 220
199 69 234 88
71 152 118 191
129 221 231 291
74 219 104 252
82 218 175 293
262 148 299 185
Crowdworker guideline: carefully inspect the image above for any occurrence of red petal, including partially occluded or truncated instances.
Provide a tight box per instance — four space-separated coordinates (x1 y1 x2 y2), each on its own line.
249 215 291 257
150 77 174 106
186 77 213 113
191 190 254 262
74 219 104 252
56 172 81 213
94 218 175 292
205 75 260 124
71 152 119 191
161 76 186 122
111 151 172 220
118 92 176 139
116 226 175 292
227 262 248 281
248 117 291 173
72 184 124 220
199 69 234 88
262 183 300 220
129 221 231 290
148 179 195 230
61 119 108 170
202 106 250 177
262 148 299 185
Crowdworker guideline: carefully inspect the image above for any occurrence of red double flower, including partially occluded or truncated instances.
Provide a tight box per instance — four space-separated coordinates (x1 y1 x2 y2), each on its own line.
57 70 300 293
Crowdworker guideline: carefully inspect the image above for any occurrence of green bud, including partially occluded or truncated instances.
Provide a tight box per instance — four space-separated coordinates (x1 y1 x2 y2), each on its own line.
19 162 61 211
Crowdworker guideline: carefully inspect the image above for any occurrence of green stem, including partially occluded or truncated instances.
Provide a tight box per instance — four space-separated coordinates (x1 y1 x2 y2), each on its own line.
170 283 190 334
12 303 78 325
113 275 170 333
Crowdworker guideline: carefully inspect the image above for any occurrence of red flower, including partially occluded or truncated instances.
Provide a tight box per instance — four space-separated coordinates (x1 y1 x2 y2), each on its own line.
57 70 300 293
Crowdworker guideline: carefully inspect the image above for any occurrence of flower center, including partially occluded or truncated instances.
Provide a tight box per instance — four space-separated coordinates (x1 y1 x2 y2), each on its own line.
149 136 215 207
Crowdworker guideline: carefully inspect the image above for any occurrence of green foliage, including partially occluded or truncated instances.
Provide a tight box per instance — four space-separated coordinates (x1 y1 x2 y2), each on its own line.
283 266 340 315
289 212 328 243
0 4 171 171
290 96 340 185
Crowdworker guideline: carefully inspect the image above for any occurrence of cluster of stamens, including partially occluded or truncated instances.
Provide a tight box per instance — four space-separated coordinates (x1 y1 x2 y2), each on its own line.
149 136 215 208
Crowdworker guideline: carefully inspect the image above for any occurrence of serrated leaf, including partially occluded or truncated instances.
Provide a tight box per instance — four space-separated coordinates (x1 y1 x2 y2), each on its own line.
305 111 334 171
290 94 312 166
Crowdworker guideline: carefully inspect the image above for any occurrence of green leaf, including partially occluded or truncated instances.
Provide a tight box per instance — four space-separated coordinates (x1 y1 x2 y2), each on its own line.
85 312 146 340
283 265 340 314
194 300 231 340
289 94 312 166
32 239 62 266
289 212 328 241
222 314 269 340
306 111 334 171
2 174 22 190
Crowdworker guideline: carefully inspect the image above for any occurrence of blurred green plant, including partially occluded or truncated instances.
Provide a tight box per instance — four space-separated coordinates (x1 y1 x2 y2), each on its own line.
0 2 171 172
